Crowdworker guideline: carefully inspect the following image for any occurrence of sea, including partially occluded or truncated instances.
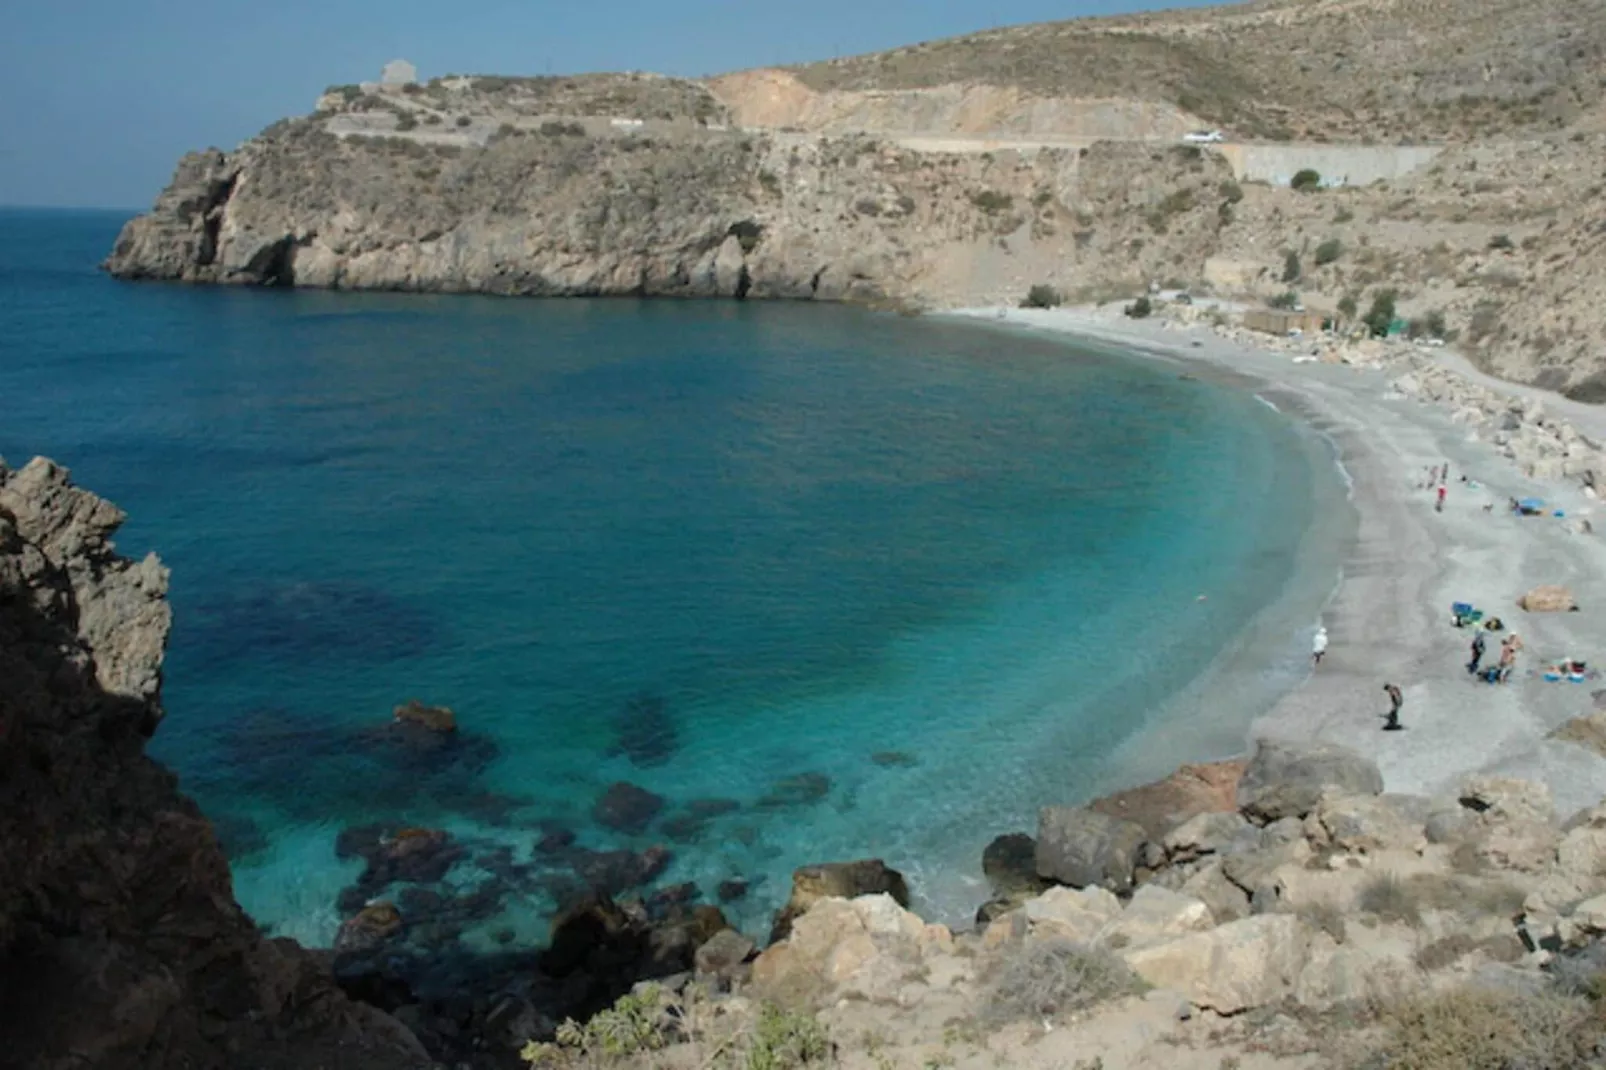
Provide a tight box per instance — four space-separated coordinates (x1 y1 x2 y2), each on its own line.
0 207 1353 948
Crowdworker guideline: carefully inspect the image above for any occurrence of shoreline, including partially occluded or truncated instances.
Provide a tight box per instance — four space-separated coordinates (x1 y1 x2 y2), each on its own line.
945 304 1606 816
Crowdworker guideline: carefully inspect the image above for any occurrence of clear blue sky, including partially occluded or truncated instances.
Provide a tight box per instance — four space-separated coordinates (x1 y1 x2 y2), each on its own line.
0 0 1206 210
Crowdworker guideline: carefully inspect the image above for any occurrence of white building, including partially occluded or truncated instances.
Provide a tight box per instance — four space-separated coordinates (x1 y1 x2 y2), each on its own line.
380 59 418 86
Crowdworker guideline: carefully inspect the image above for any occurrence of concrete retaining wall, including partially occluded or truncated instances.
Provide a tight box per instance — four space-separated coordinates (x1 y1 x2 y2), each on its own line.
1213 143 1441 187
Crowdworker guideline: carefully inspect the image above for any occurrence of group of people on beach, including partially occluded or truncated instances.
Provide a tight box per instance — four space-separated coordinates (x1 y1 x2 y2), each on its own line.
1468 629 1523 684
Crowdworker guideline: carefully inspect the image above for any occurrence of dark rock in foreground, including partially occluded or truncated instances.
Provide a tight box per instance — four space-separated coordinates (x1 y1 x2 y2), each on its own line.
0 456 428 1069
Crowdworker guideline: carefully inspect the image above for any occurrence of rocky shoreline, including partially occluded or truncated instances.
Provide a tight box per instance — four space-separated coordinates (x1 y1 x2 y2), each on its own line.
12 448 1606 1067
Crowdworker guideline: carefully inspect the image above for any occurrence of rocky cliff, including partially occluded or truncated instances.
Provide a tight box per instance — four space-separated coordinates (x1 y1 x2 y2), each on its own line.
104 107 1232 308
0 456 429 1070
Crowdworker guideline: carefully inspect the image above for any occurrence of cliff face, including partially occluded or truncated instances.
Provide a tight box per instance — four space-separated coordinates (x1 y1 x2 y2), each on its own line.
104 112 1236 308
0 456 428 1070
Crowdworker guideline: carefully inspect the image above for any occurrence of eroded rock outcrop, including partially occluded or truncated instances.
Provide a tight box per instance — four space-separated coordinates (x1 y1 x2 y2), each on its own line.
0 456 428 1070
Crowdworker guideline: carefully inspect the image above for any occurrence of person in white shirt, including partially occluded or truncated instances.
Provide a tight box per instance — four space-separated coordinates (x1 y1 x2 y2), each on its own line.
1312 625 1329 666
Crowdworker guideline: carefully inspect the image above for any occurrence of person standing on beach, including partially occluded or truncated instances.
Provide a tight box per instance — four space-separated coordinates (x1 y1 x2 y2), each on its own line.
1383 683 1404 730
1312 625 1329 665
1468 630 1487 675
1436 484 1447 513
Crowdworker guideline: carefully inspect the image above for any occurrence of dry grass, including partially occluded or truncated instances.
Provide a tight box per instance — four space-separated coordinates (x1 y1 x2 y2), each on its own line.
1294 899 1348 944
1357 872 1526 927
1364 985 1602 1069
980 939 1144 1025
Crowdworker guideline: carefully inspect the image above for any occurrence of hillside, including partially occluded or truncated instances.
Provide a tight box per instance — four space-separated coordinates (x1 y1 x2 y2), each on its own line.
106 0 1606 393
782 0 1606 142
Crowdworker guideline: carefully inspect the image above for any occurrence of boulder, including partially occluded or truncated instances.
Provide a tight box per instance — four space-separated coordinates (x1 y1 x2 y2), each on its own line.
1035 806 1148 892
982 832 1050 897
1237 740 1383 822
1571 894 1606 933
1098 886 1214 949
1180 861 1252 923
757 772 832 809
1120 914 1313 1014
851 893 925 939
1163 811 1254 861
335 902 405 954
393 699 456 733
1549 711 1606 758
1458 776 1556 825
694 928 756 982
1022 885 1123 943
1557 824 1606 880
592 781 667 833
1088 759 1246 841
1518 585 1577 612
1317 794 1424 854
768 859 909 943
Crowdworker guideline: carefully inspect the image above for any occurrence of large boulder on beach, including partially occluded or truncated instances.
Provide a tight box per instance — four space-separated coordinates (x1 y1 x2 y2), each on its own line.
768 859 909 943
1236 740 1383 822
1518 585 1578 612
1035 806 1148 892
1088 759 1246 841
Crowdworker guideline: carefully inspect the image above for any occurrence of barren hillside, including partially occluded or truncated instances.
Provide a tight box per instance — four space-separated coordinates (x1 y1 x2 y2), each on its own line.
779 0 1606 141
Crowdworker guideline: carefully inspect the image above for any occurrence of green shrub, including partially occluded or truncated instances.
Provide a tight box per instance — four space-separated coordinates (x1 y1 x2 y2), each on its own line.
394 113 418 132
1334 206 1355 223
1409 309 1449 339
455 115 472 128
1282 250 1302 283
1363 289 1398 337
1314 238 1343 265
981 939 1143 1025
1125 296 1153 319
521 985 667 1065
1269 290 1300 310
1488 233 1515 250
1218 202 1235 225
1291 168 1322 191
1337 294 1358 319
746 1003 831 1070
1021 284 1063 309
969 190 1014 214
539 120 586 137
1218 180 1244 204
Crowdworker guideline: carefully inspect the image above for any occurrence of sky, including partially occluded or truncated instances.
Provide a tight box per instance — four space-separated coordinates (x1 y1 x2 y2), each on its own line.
0 0 1208 210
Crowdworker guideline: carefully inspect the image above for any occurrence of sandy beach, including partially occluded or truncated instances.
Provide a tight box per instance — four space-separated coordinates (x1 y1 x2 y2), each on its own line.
950 304 1606 816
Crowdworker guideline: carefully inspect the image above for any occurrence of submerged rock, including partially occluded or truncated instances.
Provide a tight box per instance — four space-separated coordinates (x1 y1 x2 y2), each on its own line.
870 750 918 768
592 782 667 833
610 693 679 768
393 699 457 734
757 772 832 809
337 902 407 954
571 845 673 896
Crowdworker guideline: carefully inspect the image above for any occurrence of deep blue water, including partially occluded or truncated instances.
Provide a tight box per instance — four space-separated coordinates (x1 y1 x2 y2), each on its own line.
0 208 1343 946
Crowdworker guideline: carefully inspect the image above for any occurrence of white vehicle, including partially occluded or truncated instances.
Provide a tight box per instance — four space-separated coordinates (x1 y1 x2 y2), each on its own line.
1182 130 1224 144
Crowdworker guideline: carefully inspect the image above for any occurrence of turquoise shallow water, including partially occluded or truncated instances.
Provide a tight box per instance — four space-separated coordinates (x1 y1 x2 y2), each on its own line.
0 208 1343 946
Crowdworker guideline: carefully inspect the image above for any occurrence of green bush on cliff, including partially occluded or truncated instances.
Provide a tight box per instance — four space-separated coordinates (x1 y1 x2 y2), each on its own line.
1125 296 1153 319
1362 289 1398 337
1314 237 1343 265
521 984 668 1066
981 939 1143 1024
1338 294 1358 320
1021 284 1063 309
1291 168 1322 191
1281 250 1302 283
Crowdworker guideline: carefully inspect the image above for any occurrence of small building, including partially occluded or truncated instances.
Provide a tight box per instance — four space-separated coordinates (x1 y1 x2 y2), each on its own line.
1243 308 1327 335
380 59 418 86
